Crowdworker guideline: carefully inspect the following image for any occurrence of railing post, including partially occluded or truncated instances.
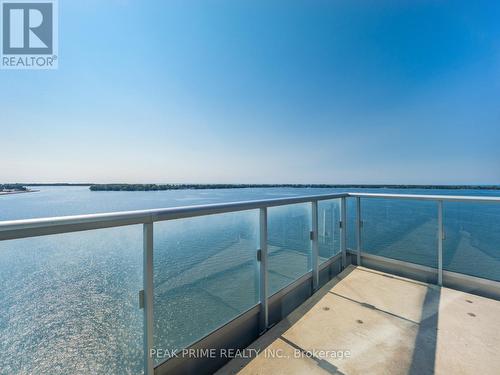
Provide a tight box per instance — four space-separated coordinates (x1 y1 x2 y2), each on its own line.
437 201 443 286
143 222 154 375
258 207 269 332
311 201 319 291
340 196 347 269
356 197 362 266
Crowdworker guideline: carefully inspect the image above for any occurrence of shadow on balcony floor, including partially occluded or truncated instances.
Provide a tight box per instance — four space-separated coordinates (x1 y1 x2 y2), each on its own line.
216 265 500 375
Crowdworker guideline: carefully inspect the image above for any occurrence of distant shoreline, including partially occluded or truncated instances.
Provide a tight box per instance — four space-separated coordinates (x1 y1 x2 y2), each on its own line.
88 183 500 191
3 183 500 192
0 189 37 196
0 183 39 196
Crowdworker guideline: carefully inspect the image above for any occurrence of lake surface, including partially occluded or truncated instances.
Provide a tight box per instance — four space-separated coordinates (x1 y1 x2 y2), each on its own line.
1 186 500 374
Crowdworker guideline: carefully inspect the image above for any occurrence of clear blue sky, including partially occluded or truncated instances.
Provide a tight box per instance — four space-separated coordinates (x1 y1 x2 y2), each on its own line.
1 0 499 184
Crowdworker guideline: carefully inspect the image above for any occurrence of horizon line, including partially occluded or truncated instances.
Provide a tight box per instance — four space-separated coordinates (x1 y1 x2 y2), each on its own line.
4 183 500 188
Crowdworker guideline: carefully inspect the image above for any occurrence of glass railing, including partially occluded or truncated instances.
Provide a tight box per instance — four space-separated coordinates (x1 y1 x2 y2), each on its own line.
0 193 347 374
0 192 499 374
153 210 259 364
318 199 341 263
358 198 438 268
349 193 500 286
443 201 500 282
0 226 144 374
267 203 312 295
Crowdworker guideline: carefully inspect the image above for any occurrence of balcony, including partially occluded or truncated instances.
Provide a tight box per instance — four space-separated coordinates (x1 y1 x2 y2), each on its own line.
0 192 499 374
217 265 500 375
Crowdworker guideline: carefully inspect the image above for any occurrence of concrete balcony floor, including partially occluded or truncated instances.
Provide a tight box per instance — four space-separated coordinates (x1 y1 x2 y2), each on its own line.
217 265 500 375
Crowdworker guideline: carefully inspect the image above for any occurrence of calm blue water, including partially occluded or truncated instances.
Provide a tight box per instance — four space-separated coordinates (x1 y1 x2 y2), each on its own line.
1 186 499 374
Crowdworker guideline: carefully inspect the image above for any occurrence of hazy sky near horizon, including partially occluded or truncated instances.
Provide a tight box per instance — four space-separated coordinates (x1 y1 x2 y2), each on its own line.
1 0 500 184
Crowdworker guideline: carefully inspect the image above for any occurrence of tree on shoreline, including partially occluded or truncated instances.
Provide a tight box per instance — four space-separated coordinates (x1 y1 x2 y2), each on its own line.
88 183 500 192
0 184 27 192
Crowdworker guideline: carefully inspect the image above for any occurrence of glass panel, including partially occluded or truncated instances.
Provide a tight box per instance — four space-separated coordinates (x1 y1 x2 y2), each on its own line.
347 197 357 250
443 202 500 281
0 227 143 374
318 199 340 263
361 198 438 268
153 210 259 363
268 203 311 295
